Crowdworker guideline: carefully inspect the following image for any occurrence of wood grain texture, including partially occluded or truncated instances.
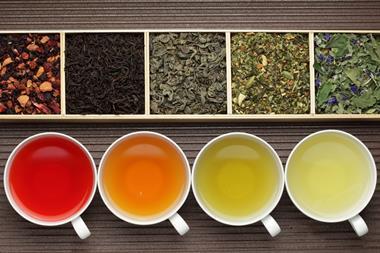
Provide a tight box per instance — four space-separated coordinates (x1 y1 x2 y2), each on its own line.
1 0 380 30
1 1 380 252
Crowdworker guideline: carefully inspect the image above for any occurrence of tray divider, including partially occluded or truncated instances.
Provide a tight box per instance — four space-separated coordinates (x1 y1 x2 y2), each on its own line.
144 32 150 115
60 31 66 117
226 32 233 115
309 31 316 115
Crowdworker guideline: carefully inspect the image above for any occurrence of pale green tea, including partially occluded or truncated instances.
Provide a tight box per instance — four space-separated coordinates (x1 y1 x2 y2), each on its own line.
287 132 373 220
194 135 281 222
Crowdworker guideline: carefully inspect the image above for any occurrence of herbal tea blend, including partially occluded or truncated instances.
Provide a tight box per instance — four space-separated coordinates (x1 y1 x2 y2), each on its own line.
0 33 61 114
231 33 310 114
65 33 145 114
315 33 380 114
150 32 227 114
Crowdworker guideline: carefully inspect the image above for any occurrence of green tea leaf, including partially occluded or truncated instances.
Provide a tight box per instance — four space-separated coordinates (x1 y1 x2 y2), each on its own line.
246 75 255 87
313 62 323 73
368 47 380 64
326 34 348 49
317 82 333 106
374 89 380 100
351 93 376 109
282 71 294 80
345 68 362 85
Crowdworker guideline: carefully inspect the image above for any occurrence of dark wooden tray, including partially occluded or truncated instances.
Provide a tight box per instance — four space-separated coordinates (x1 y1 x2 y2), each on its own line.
1 1 380 252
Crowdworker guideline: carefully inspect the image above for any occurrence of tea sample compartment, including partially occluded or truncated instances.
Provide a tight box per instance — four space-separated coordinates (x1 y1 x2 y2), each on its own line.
0 33 61 115
149 32 227 114
231 32 310 114
314 33 380 114
65 32 145 115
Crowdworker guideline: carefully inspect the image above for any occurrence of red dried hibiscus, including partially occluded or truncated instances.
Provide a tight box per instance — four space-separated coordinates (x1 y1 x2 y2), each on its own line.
0 33 61 114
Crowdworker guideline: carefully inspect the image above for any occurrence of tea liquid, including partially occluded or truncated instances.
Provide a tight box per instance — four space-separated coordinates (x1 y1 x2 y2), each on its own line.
286 132 372 219
194 136 280 222
102 134 187 219
9 136 94 222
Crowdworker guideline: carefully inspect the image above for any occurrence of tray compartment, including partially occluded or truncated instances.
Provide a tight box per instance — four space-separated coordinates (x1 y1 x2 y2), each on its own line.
149 32 228 115
314 32 380 114
230 32 311 115
64 32 145 115
0 32 61 115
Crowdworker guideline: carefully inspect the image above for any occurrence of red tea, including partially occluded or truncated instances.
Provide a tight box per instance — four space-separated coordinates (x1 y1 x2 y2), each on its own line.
8 135 94 222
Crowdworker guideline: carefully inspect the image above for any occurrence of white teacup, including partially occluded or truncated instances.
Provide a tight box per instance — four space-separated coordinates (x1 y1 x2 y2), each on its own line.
285 130 377 237
192 132 284 237
98 131 191 235
4 132 97 239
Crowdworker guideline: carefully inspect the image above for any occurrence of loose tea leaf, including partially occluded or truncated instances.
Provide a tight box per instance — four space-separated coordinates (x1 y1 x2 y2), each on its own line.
231 32 310 114
0 33 61 114
65 33 145 114
150 32 227 114
315 33 380 114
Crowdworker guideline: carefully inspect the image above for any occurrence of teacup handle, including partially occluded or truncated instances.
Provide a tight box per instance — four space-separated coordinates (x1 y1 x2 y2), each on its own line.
71 216 91 239
349 214 368 237
169 213 189 236
261 214 281 237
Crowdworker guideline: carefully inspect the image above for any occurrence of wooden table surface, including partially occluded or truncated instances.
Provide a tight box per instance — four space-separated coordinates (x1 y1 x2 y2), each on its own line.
1 1 380 252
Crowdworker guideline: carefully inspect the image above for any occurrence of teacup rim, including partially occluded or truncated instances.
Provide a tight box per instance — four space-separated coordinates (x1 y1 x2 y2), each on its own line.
3 132 98 227
284 129 378 223
191 132 285 226
97 131 191 226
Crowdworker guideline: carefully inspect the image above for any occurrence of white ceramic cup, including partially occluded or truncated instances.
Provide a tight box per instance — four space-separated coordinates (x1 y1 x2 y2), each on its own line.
4 132 97 240
98 131 191 236
192 132 284 237
285 130 377 237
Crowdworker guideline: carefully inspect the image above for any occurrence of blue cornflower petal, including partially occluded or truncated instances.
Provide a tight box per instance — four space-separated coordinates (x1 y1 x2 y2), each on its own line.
326 55 334 64
317 54 325 62
323 33 332 41
350 84 358 94
327 96 338 105
351 39 359 45
315 78 321 88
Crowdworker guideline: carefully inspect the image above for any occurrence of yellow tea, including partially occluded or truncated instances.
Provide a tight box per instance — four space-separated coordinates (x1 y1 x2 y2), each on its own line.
102 134 187 219
194 135 281 222
286 132 372 220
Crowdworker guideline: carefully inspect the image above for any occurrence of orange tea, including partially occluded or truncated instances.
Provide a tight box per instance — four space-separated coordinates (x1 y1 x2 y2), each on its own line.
101 133 187 219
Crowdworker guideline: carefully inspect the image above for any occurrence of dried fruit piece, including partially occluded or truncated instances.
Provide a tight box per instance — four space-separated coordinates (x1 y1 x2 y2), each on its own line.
49 100 61 114
21 52 29 60
2 57 13 67
39 81 53 92
17 95 29 107
36 66 44 77
0 66 6 76
40 36 50 44
0 103 6 113
26 80 33 87
26 43 39 51
32 102 51 114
